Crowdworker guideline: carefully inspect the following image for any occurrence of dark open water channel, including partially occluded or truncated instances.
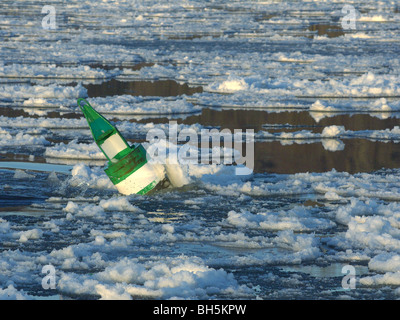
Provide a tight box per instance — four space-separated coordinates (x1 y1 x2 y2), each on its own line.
2 78 400 175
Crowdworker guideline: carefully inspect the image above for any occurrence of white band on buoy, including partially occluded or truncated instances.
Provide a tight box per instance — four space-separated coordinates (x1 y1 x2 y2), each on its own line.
100 133 129 160
114 162 164 195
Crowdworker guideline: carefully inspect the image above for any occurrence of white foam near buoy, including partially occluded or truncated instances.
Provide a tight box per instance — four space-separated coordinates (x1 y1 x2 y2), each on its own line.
165 162 190 188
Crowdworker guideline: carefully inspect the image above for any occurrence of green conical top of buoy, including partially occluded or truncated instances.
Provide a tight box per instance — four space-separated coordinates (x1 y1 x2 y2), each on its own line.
78 98 131 161
78 98 117 144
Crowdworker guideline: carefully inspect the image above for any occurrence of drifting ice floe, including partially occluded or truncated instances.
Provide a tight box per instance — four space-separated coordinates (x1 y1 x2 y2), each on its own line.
257 125 400 143
0 64 121 80
0 127 49 146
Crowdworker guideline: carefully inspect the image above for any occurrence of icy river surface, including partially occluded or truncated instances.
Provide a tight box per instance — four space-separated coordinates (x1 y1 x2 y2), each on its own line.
1 0 400 299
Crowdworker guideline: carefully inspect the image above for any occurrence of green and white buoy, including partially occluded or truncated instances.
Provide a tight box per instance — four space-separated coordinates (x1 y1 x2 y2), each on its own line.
78 98 167 195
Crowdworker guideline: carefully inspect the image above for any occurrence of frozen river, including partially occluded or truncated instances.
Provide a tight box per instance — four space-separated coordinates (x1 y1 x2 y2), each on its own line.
1 0 400 300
